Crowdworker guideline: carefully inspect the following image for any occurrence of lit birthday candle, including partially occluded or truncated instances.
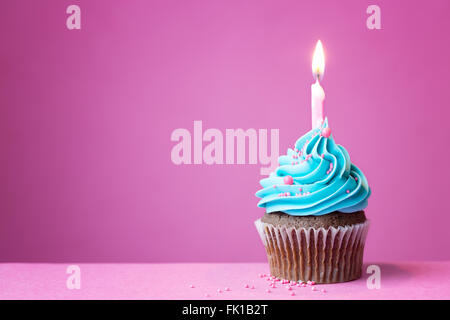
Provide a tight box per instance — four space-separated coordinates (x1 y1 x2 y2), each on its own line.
311 40 325 129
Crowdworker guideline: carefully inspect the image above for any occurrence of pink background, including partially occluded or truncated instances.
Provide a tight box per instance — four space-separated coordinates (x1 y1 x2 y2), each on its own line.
1 0 449 263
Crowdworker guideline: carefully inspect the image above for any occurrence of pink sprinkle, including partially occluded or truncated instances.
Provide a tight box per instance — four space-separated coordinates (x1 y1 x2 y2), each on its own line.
217 289 222 293
299 188 302 192
290 291 296 296
286 286 292 291
310 281 316 285
205 293 210 297
271 284 276 288
321 154 325 158
355 177 358 181
274 278 280 282
266 289 271 293
283 175 294 185
321 289 327 293
346 190 350 193
321 127 332 138
301 283 306 287
273 185 276 189
244 284 249 288
307 281 313 285
225 287 230 291
251 285 255 289
311 287 317 291
189 284 195 288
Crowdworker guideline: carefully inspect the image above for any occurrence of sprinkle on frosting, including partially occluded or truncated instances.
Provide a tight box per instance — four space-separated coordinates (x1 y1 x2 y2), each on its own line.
283 175 294 185
321 127 332 138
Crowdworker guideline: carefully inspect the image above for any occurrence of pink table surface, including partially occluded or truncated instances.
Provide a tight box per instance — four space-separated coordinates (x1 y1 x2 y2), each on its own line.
0 262 449 300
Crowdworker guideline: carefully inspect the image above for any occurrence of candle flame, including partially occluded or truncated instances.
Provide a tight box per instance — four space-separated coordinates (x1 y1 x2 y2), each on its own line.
312 40 325 80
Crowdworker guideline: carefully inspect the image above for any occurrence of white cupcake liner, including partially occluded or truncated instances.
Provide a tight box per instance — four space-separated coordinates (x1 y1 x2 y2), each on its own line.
255 218 370 283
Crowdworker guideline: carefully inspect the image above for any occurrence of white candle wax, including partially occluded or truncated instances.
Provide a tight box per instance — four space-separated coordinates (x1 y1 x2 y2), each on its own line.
311 40 325 129
311 79 325 128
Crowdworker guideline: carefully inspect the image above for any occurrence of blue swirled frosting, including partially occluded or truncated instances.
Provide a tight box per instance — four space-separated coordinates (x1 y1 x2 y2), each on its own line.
256 118 371 216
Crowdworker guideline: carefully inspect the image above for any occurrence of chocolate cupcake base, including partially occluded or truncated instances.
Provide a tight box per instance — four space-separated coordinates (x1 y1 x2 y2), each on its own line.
255 211 370 284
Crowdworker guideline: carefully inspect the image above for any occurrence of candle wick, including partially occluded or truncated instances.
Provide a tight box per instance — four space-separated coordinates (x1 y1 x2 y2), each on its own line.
314 73 321 82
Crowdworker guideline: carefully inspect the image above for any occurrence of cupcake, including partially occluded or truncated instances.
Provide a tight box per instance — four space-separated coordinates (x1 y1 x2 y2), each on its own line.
255 118 371 283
